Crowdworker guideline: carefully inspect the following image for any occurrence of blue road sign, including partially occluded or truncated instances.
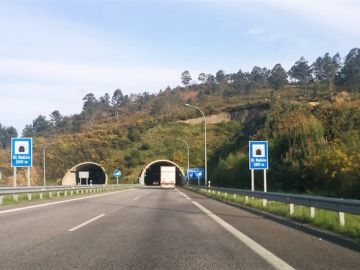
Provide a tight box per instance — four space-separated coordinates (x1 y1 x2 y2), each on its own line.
11 138 33 167
249 141 268 170
187 168 205 180
113 169 122 177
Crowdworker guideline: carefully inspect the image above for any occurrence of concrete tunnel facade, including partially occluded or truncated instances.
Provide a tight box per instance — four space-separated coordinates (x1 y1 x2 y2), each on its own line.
139 159 186 186
62 162 108 185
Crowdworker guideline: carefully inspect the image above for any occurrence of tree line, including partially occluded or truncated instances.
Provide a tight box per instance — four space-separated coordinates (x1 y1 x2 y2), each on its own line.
21 47 360 137
0 123 18 149
22 89 155 136
181 48 360 94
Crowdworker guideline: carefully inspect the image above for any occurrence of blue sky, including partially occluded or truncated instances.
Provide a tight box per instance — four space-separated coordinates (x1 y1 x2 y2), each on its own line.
0 0 359 132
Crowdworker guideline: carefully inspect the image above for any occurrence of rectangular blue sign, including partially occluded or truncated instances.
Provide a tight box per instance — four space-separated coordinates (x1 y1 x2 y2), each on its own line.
11 138 33 167
249 141 268 170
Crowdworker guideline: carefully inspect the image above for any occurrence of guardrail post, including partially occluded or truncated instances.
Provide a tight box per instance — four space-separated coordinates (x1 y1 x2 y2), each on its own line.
64 191 67 197
13 194 18 202
57 191 60 197
0 195 2 205
233 194 236 199
224 192 227 198
28 193 32 201
76 190 79 195
262 199 267 207
339 212 345 226
245 196 249 203
70 190 73 196
49 192 52 198
39 192 43 200
289 203 294 215
310 207 315 219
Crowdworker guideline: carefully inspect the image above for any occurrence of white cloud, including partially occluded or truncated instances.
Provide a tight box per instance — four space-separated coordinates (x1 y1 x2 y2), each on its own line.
256 0 360 36
0 58 187 131
0 58 182 91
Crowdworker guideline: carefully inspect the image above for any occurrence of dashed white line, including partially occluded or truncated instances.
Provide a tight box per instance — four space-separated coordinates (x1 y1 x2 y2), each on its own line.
68 214 105 232
134 196 141 201
176 188 295 270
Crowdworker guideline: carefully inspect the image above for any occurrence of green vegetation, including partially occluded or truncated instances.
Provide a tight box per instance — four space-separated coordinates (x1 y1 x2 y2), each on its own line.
0 48 359 200
192 187 360 240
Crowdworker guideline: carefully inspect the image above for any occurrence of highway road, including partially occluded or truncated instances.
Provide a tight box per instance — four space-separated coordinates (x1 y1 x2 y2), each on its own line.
0 187 359 270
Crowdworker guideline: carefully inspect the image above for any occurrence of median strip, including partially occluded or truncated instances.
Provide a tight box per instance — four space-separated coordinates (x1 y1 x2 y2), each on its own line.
68 214 105 232
0 189 133 215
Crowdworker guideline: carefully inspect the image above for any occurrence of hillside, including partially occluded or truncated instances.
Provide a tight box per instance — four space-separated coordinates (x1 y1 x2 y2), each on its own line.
1 47 360 198
0 85 359 199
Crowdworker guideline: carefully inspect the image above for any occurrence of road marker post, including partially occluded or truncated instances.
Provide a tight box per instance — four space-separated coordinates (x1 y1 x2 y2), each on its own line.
339 212 345 226
310 207 315 218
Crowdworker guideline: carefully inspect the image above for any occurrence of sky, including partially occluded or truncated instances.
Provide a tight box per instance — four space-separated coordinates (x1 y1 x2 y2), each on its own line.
0 0 359 132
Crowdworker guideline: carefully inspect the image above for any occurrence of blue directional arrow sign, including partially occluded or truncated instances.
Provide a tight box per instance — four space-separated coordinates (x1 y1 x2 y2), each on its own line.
11 138 33 167
113 169 122 178
249 141 268 170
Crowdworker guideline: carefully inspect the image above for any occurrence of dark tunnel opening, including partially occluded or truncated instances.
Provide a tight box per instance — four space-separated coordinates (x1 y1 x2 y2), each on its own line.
144 161 184 186
75 163 106 185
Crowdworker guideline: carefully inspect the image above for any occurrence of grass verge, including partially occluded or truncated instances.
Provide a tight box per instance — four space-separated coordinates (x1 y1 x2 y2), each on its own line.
188 186 360 240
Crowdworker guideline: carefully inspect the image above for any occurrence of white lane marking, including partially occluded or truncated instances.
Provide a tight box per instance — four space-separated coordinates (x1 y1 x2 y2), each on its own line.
0 189 134 215
68 214 105 232
176 189 191 200
176 189 295 270
134 196 141 201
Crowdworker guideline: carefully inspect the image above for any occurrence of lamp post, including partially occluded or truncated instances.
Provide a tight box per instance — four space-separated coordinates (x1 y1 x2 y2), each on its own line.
185 103 207 186
43 142 55 187
176 138 190 181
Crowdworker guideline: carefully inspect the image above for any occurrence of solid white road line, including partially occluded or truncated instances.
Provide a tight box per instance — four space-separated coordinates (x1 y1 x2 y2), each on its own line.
0 189 134 215
176 189 295 270
134 196 141 201
68 214 105 232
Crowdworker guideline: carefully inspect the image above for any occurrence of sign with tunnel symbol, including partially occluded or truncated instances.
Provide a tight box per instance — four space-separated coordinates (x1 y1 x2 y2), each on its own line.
249 141 268 170
11 138 33 167
113 169 122 178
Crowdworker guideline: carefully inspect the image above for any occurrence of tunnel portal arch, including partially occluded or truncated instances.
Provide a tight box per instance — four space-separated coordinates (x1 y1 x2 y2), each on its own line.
62 162 108 185
139 160 185 186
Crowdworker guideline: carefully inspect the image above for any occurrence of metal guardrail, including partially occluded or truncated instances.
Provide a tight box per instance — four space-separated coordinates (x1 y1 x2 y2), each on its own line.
191 186 360 226
0 184 136 204
204 187 360 215
0 184 134 195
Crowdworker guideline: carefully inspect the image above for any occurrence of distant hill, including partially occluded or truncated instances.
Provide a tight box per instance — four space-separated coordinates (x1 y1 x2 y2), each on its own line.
0 47 359 198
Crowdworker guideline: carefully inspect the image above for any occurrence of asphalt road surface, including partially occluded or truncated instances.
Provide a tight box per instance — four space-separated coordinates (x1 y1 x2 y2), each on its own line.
0 187 359 270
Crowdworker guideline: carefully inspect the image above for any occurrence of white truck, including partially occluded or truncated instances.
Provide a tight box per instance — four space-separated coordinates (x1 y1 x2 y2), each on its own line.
160 166 176 188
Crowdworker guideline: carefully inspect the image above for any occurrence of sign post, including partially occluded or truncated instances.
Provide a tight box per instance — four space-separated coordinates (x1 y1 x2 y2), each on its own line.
113 169 122 185
249 141 269 192
195 171 203 187
11 138 33 187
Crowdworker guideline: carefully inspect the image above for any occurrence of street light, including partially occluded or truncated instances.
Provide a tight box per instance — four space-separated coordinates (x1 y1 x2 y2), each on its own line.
43 142 56 187
176 138 190 182
185 103 207 186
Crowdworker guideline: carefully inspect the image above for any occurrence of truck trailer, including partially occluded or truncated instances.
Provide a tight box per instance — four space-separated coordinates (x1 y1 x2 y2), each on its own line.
160 166 176 188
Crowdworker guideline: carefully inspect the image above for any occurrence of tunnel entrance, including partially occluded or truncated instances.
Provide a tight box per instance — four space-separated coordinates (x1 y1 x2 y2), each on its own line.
140 160 185 186
75 163 106 185
62 162 108 185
